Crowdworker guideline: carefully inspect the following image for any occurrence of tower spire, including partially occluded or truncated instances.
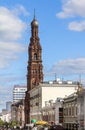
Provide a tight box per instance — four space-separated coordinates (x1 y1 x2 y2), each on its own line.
34 9 36 19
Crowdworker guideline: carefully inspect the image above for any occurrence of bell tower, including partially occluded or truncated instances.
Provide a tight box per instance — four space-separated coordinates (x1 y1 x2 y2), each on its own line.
25 13 43 124
27 14 43 90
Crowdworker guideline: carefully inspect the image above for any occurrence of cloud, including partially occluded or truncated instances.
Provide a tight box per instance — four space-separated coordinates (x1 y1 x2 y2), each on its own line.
0 5 28 111
0 42 25 68
0 101 4 105
57 0 85 18
68 20 85 31
0 87 10 95
0 6 28 69
0 86 12 102
45 58 85 76
0 6 27 41
0 74 26 84
56 0 85 32
12 4 29 16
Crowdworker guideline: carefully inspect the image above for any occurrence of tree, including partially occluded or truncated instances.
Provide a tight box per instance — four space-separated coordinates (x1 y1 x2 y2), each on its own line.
0 118 4 126
10 120 19 128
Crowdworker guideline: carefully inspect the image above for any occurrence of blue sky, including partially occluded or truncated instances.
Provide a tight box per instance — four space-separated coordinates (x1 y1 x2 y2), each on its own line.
0 0 85 112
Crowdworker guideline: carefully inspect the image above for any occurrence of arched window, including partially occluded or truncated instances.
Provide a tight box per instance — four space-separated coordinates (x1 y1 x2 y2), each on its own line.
34 53 37 60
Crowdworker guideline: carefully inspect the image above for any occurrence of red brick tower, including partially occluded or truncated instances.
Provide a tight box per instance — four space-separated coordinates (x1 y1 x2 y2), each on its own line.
25 13 43 124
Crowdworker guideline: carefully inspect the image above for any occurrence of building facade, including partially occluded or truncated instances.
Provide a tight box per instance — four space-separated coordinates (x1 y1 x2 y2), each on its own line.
55 98 63 125
0 112 11 123
41 100 55 123
63 93 78 130
13 85 27 102
25 14 43 124
77 89 85 130
11 99 25 127
6 101 12 112
63 85 84 130
29 80 79 122
41 98 63 125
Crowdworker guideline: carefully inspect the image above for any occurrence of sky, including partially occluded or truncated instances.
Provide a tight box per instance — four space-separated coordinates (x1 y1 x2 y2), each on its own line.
0 0 85 112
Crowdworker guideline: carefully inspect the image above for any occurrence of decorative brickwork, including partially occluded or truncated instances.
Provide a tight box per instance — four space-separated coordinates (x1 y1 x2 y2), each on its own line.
25 14 43 124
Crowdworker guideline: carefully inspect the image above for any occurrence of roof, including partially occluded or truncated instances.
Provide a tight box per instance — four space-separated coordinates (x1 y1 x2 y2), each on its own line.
14 85 27 88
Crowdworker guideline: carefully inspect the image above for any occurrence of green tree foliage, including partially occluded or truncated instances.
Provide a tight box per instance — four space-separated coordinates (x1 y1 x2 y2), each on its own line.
0 118 4 126
10 120 19 128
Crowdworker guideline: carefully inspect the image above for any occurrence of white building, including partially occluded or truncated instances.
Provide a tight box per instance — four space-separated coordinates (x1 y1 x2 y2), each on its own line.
29 80 79 121
0 112 11 122
13 85 27 102
41 98 63 125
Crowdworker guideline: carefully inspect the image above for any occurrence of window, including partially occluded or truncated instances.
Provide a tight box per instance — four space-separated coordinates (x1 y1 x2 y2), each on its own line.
64 108 68 116
34 53 37 60
72 107 74 116
69 107 71 115
75 106 77 115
